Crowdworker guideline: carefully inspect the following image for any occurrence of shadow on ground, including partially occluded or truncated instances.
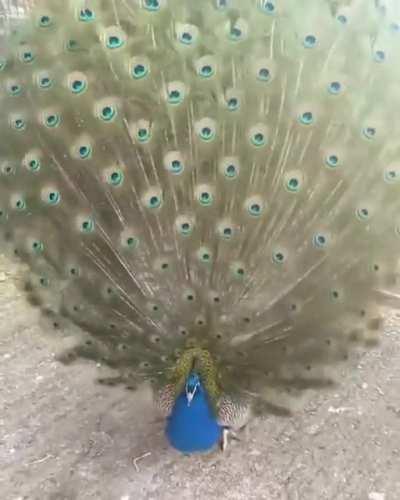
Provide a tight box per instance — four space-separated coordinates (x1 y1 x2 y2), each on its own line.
0 256 399 500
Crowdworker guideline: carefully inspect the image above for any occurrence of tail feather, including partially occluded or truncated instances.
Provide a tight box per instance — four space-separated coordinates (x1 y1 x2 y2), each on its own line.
0 0 399 410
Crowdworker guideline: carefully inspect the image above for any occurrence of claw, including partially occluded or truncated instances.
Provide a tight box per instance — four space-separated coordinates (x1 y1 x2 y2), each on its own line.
220 427 241 451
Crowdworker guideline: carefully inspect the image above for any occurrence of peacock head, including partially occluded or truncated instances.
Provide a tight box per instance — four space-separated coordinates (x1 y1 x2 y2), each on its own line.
185 371 202 406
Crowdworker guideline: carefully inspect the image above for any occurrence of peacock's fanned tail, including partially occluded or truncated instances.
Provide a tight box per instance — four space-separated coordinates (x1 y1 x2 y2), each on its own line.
0 0 399 412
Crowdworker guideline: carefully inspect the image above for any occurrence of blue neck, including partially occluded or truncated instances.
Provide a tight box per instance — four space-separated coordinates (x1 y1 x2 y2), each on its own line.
165 375 223 454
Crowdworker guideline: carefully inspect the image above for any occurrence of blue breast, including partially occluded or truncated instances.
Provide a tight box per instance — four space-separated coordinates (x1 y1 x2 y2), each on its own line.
165 385 223 453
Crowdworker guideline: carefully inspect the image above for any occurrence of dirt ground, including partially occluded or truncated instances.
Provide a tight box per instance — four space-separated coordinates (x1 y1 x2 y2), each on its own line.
0 254 399 500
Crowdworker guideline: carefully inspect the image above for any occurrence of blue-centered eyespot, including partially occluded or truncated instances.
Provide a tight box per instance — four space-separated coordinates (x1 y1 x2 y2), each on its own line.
143 0 161 11
19 48 35 63
272 249 286 264
37 72 53 89
230 261 246 279
383 165 400 184
79 145 91 159
197 246 212 263
105 30 126 49
125 236 139 249
328 81 342 95
260 1 275 14
79 217 95 233
130 57 150 80
10 114 26 131
195 56 216 78
177 23 198 46
325 154 340 169
99 104 117 122
23 150 42 172
38 13 54 27
7 81 22 96
227 19 248 41
102 167 124 187
284 171 303 193
143 188 163 210
355 206 371 221
195 118 217 142
196 185 214 207
313 233 329 249
101 26 126 50
217 220 235 240
248 124 268 147
245 196 265 217
176 215 195 236
219 157 240 179
224 88 241 111
43 111 61 128
11 195 26 211
132 120 152 143
303 34 317 48
166 81 186 105
362 126 376 140
120 229 140 250
374 50 385 63
79 8 95 22
298 111 314 125
164 151 185 175
68 72 88 94
45 190 61 205
72 138 93 160
31 240 44 253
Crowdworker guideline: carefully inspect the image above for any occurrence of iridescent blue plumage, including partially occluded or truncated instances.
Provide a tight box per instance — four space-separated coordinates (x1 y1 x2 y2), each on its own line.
165 373 223 454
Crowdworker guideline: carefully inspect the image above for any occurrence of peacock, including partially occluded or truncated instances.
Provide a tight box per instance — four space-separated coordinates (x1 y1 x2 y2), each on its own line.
1 0 400 455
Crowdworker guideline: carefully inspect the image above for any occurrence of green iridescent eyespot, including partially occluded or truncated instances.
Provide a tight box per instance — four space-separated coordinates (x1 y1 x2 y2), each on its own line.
15 198 26 211
38 75 53 89
108 170 124 186
78 145 92 159
313 233 328 248
198 191 213 206
71 79 87 94
32 240 44 253
81 218 95 233
272 250 286 264
46 191 61 205
79 8 95 22
303 34 317 48
299 111 314 125
132 63 149 80
136 127 151 143
107 35 124 49
231 263 246 278
144 0 160 12
325 154 339 169
39 14 52 27
44 113 61 128
125 236 139 249
100 105 117 122
355 207 371 221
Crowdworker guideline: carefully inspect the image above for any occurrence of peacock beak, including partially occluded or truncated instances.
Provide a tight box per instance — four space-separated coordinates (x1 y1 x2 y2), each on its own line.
186 390 195 406
185 380 199 406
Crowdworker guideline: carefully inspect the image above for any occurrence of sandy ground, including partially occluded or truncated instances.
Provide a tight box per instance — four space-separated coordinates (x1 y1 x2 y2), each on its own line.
0 255 399 500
